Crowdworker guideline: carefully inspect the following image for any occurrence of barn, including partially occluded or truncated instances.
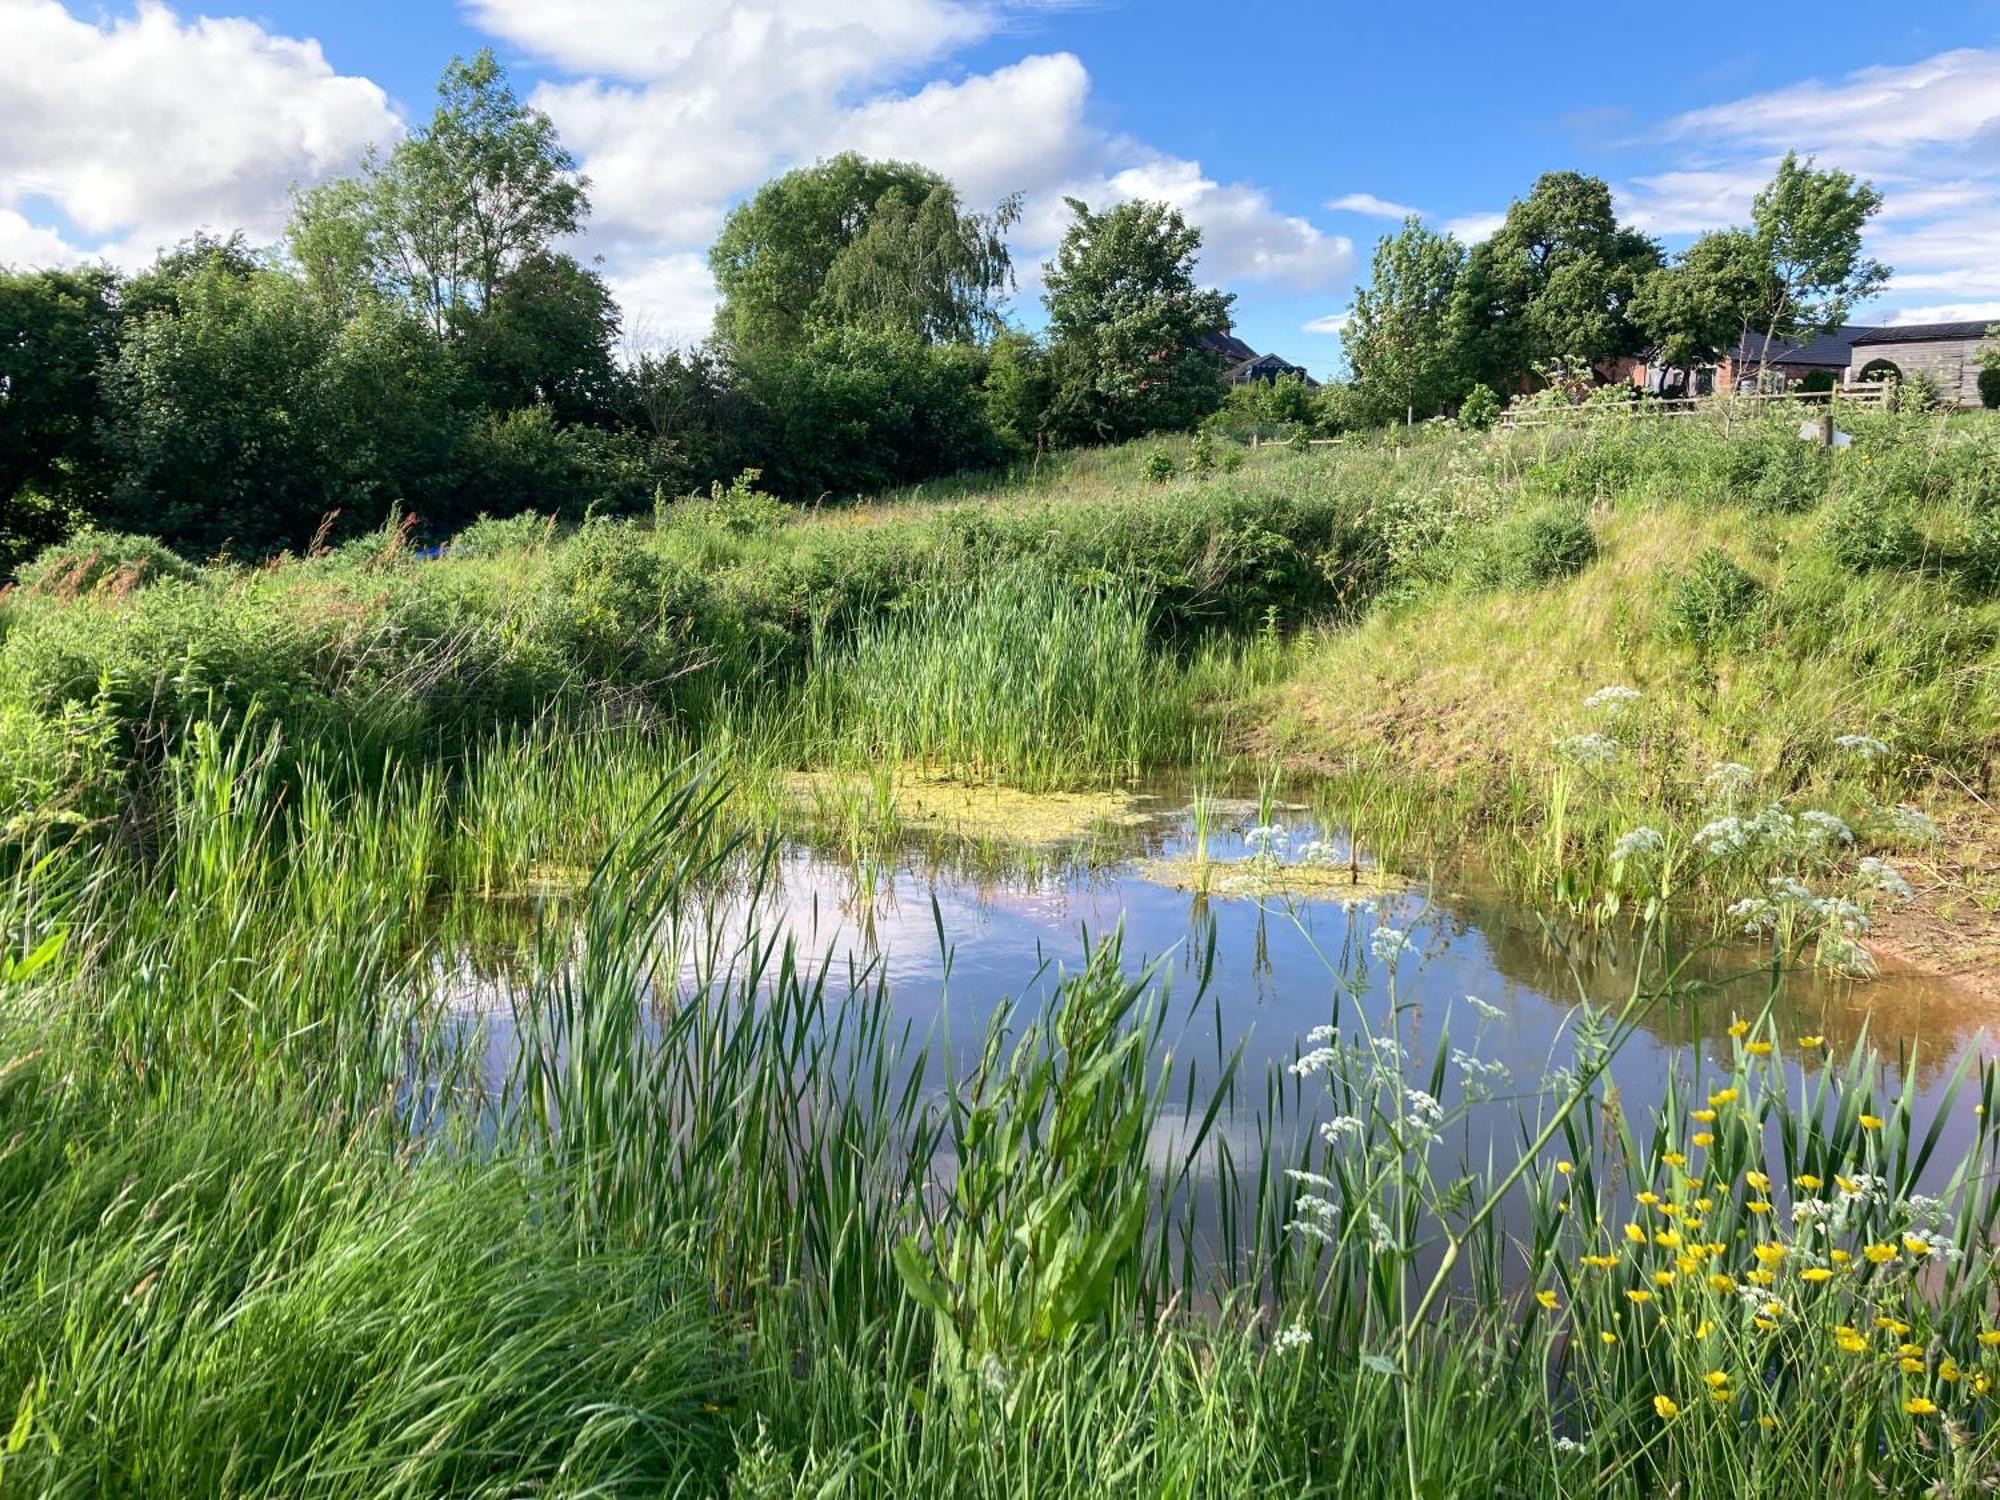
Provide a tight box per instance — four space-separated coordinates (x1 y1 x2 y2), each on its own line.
1846 322 1998 407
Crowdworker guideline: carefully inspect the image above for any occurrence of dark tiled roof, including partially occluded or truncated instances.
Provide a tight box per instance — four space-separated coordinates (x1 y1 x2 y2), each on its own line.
1852 321 1998 346
1202 330 1259 363
1728 324 1876 367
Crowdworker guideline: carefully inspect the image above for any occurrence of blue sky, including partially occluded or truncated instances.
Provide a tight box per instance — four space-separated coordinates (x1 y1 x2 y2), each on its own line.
6 1 1999 376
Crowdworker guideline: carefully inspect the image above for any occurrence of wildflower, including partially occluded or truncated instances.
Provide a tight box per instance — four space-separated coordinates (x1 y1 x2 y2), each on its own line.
1320 1116 1364 1145
1751 1243 1786 1265
1836 1329 1869 1354
1653 1270 1677 1287
1863 1244 1898 1265
1798 1035 1826 1050
1829 1249 1851 1265
1886 803 1941 843
1939 1358 1963 1383
1705 762 1755 800
1834 734 1890 760
1746 1041 1772 1057
1709 1089 1739 1107
1554 733 1619 766
1859 1114 1884 1130
1692 1132 1714 1147
1653 1394 1680 1421
1369 926 1414 966
1977 1374 1993 1396
1692 1320 1715 1338
1899 1342 1925 1357
1857 857 1914 903
1877 1317 1912 1334
1556 1160 1574 1176
1692 1108 1717 1123
1554 1435 1587 1455
1585 685 1643 712
1900 1357 1927 1374
1600 1330 1618 1345
1694 1198 1714 1212
1625 1224 1647 1244
1978 1331 2000 1347
1274 1325 1313 1353
1902 1235 1932 1257
1637 1191 1661 1207
1536 1289 1559 1311
1801 1268 1834 1283
1800 810 1855 846
1747 1200 1772 1215
1753 1316 1777 1332
1290 1047 1339 1077
1581 1254 1619 1270
1466 993 1504 1021
1796 1174 1824 1190
1745 1171 1771 1192
1709 1273 1736 1292
1727 1018 1750 1039
1626 1289 1653 1304
1610 826 1666 865
1654 1230 1682 1250
1705 1370 1731 1390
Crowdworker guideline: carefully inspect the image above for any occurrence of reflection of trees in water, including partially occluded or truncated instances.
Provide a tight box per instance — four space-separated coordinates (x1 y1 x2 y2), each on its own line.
1449 892 1988 1089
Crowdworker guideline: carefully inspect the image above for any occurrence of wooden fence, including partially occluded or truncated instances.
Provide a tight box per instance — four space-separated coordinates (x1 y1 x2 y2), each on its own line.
1497 385 1890 432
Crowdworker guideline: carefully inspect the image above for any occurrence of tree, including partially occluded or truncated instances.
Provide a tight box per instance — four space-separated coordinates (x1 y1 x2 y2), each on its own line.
1344 217 1465 422
1450 172 1659 391
1040 197 1234 444
288 49 587 336
1978 327 2000 410
1631 229 1778 383
709 154 1016 354
0 265 121 562
456 251 623 425
982 329 1057 455
1748 153 1888 376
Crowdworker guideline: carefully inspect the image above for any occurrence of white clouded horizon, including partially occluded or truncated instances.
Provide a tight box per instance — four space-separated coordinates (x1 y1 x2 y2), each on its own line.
2 3 1994 345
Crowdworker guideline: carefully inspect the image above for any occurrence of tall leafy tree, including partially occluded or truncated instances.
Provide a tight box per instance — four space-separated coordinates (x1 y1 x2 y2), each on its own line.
1451 172 1659 390
289 49 587 336
1747 152 1888 373
0 265 121 562
1344 217 1466 422
456 250 623 425
1631 229 1779 380
709 154 1016 354
1041 197 1234 444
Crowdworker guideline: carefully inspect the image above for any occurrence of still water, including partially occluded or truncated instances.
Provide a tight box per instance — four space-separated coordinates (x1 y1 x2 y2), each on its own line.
446 785 1993 1228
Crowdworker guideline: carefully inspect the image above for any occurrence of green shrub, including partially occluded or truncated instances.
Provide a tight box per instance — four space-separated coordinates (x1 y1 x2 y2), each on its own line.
1458 383 1500 430
1141 451 1176 484
1956 504 2000 595
1657 546 1764 654
451 511 555 556
1823 491 1924 573
17 530 200 595
1746 439 1828 514
1797 369 1836 394
1979 365 2000 410
1185 431 1216 476
1498 504 1597 588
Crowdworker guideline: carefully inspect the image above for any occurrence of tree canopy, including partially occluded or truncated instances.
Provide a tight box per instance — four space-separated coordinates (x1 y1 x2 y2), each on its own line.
709 154 1017 355
1345 218 1466 421
1040 197 1234 444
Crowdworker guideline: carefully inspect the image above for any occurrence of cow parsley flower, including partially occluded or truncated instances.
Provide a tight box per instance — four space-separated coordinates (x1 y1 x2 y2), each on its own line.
1704 761 1755 801
1886 804 1941 843
1554 733 1619 766
1833 733 1891 760
1465 993 1504 1021
1610 826 1665 864
1583 685 1642 712
1274 1325 1314 1353
1369 926 1413 966
1799 810 1854 846
1857 856 1914 902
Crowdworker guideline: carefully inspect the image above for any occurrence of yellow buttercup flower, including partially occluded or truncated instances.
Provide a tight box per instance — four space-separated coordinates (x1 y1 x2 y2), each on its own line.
1864 1244 1898 1265
1653 1394 1680 1421
1637 1191 1661 1207
1757 1415 1778 1429
1746 1268 1776 1287
1662 1152 1686 1168
1801 1267 1834 1283
1974 1373 1991 1396
1835 1329 1869 1354
1877 1317 1912 1335
1727 1019 1749 1038
1556 1161 1573 1175
1652 1270 1677 1287
1829 1249 1852 1265
1625 1223 1647 1244
1795 1174 1823 1190
1709 1089 1739 1107
1654 1230 1682 1250
1751 1242 1786 1265
1600 1330 1618 1345
1692 1108 1717 1124
1902 1236 1931 1257
1746 1041 1772 1057
1859 1114 1884 1130
1898 1342 1925 1357
1977 1330 2000 1347
1746 1200 1772 1214
1581 1254 1619 1269
1626 1289 1653 1304
1798 1035 1825 1049
1708 1273 1736 1292
1692 1132 1714 1148
1939 1358 1962 1383
1745 1170 1771 1191
1536 1289 1558 1310
1900 1357 1927 1374
1753 1316 1777 1332
1705 1370 1731 1389
1906 1397 1938 1416
1692 1320 1714 1338
1694 1197 1714 1213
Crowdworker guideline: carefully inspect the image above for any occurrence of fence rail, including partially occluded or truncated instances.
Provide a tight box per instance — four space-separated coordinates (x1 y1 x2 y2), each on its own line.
1498 385 1890 431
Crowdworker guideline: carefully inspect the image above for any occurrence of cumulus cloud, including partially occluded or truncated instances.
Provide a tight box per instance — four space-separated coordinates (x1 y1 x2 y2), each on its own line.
1302 312 1349 335
1441 211 1505 242
1644 47 2000 321
0 0 400 267
1327 192 1419 219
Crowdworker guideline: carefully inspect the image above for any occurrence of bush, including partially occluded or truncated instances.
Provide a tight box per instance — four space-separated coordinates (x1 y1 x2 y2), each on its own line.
1745 439 1829 514
17 530 200 596
1142 450 1175 484
451 511 555 556
1657 547 1763 654
1458 384 1500 431
1979 365 2000 411
1185 431 1216 476
1797 369 1837 394
1824 491 1924 573
1498 504 1597 588
1956 504 2000 595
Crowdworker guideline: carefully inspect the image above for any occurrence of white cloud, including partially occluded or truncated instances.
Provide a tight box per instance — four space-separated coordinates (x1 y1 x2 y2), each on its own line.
1328 192 1419 220
1647 48 2000 321
1442 212 1504 242
1302 312 1348 335
1098 158 1352 290
0 0 400 267
608 252 722 350
1883 302 2000 327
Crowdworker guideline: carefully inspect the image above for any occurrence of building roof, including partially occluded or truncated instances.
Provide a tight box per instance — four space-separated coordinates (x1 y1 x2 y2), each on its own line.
1851 321 1997 346
1728 324 1876 367
1202 329 1260 363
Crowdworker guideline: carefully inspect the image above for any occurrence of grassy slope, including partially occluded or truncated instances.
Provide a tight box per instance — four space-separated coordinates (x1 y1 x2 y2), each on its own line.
1258 445 2000 991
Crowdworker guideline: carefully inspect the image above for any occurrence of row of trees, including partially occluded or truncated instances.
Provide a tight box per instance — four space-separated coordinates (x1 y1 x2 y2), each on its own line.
1343 160 1890 421
2 52 1240 565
